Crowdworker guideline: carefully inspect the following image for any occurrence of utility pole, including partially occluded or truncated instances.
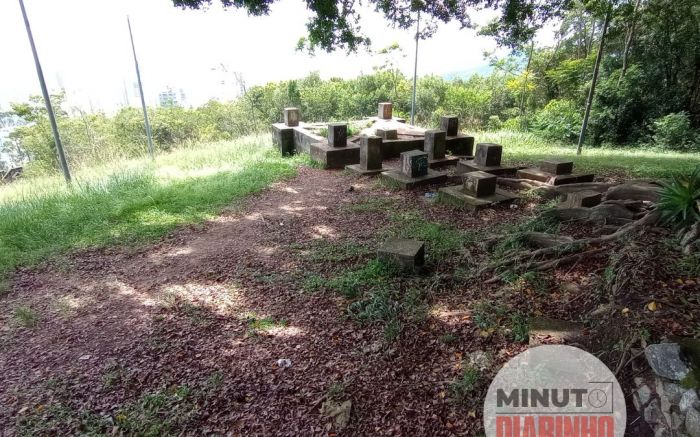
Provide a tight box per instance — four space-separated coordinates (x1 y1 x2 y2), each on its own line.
19 0 71 183
410 10 420 126
127 16 155 159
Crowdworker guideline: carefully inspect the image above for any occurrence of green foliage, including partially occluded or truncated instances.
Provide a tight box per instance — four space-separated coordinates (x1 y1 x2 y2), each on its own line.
653 113 699 151
115 385 196 436
13 305 39 328
449 366 481 403
327 259 398 298
533 99 582 142
658 167 700 227
0 135 302 281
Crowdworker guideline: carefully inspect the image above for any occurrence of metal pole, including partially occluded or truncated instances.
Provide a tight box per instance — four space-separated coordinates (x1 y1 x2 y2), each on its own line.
127 16 155 159
19 0 71 183
410 10 420 126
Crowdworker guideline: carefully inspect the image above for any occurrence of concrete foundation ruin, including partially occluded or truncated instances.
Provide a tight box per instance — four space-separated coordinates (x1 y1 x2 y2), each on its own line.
517 159 595 185
456 143 517 175
381 150 447 189
439 170 517 211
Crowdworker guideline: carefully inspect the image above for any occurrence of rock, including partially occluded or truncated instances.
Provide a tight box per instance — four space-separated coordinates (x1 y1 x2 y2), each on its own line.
645 398 663 424
467 351 492 371
686 408 700 437
276 359 292 368
654 427 670 437
634 384 653 411
321 399 352 431
681 390 700 413
660 381 685 405
605 181 662 203
645 343 691 381
377 239 425 271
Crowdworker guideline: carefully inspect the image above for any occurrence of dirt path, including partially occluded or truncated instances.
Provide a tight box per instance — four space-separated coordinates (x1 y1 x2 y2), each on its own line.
1 167 516 435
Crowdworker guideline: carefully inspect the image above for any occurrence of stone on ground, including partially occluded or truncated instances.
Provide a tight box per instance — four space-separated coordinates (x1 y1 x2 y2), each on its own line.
377 239 425 271
645 343 691 381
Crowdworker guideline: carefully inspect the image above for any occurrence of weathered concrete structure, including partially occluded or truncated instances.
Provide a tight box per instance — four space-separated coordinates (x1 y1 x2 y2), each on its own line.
439 170 518 211
424 130 458 168
517 159 595 186
377 239 425 271
456 143 517 175
381 150 447 189
346 135 384 175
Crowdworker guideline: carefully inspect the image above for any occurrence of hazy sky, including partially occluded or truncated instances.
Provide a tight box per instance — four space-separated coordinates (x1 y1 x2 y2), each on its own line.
1 0 556 113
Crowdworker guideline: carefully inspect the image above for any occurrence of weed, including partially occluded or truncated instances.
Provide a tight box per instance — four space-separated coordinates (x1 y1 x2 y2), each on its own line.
449 366 481 403
302 273 326 292
344 197 394 213
245 313 287 336
13 305 39 328
385 212 467 261
327 259 398 298
0 280 10 298
115 385 197 436
471 301 507 330
509 313 530 343
439 333 458 344
327 382 347 401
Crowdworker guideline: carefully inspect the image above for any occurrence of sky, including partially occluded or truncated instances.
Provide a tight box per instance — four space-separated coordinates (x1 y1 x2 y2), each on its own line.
0 0 557 113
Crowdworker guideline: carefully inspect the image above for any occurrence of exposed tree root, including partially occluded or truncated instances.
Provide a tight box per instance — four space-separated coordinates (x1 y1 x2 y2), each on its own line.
479 210 661 280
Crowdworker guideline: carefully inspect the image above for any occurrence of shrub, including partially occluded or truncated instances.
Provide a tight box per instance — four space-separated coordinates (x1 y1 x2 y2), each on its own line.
658 166 700 227
533 99 582 142
652 112 699 151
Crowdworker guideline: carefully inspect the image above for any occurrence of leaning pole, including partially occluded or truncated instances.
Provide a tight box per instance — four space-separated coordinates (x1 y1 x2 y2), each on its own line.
19 0 71 183
127 16 155 160
410 10 420 126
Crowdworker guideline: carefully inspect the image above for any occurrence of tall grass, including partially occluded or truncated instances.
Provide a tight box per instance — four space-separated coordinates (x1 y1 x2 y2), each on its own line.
0 135 305 280
477 130 700 179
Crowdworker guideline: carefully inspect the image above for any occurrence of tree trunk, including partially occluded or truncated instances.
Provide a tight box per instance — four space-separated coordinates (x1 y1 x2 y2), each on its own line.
519 40 535 129
619 0 642 84
577 8 611 155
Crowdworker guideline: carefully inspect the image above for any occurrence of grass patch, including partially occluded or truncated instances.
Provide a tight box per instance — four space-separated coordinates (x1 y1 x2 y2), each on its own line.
385 212 468 262
302 239 373 263
245 313 287 336
344 197 395 213
477 130 700 179
449 366 481 404
114 385 197 436
0 135 305 281
13 305 39 328
327 259 398 299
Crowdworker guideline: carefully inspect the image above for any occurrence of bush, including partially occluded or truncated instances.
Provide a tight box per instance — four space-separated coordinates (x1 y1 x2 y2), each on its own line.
658 166 700 227
652 112 699 151
533 99 582 142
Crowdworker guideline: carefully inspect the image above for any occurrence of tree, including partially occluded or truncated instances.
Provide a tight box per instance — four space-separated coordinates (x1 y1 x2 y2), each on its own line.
173 0 570 52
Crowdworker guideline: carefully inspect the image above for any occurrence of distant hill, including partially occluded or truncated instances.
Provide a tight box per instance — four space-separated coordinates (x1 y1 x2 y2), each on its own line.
442 65 493 81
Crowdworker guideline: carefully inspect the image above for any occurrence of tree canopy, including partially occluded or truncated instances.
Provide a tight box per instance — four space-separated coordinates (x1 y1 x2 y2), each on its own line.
172 0 571 51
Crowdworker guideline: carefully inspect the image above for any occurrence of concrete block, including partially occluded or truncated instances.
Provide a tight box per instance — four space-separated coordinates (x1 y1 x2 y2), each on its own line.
327 123 347 147
400 150 429 178
462 171 497 198
424 130 446 160
377 239 424 271
284 107 299 127
475 143 502 167
378 102 393 120
540 159 574 175
440 116 459 136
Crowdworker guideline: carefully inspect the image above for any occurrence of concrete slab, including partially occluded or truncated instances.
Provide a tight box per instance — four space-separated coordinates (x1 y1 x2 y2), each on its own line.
381 169 448 189
346 164 385 176
429 156 460 169
517 168 595 185
310 142 360 169
438 185 517 211
456 160 518 176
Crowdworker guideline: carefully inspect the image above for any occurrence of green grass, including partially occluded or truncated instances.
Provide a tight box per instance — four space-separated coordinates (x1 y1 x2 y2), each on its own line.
0 135 307 281
13 305 39 328
477 130 700 179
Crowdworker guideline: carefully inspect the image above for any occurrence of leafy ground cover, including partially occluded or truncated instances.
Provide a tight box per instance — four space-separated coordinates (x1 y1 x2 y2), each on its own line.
0 133 698 435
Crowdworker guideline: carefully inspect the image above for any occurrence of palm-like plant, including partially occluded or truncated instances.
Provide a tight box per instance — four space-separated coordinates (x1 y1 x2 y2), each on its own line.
658 166 700 227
